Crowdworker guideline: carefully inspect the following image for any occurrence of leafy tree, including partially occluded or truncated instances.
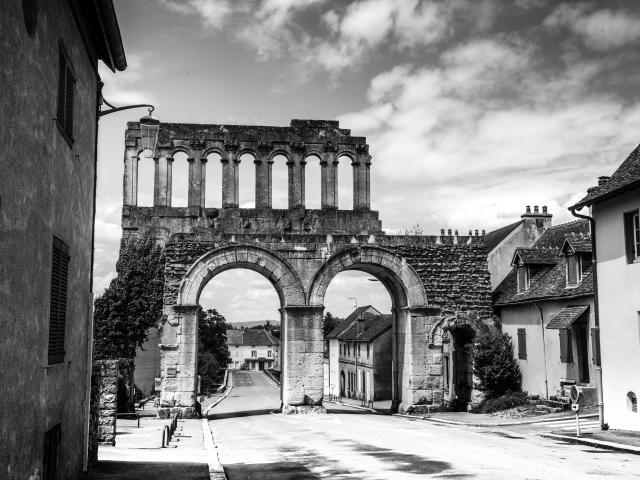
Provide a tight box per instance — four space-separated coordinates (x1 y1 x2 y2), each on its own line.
473 331 522 399
93 235 165 360
323 312 342 338
198 309 232 383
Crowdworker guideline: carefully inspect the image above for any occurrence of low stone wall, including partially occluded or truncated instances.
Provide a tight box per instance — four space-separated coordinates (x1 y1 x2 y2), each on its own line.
88 359 134 463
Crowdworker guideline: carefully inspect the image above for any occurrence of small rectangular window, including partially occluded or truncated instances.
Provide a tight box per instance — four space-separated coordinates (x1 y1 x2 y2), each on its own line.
366 344 370 358
560 329 573 363
267 350 272 357
357 344 361 356
567 254 579 286
517 328 527 359
251 350 257 358
517 266 529 293
624 210 640 263
49 236 69 365
56 43 75 147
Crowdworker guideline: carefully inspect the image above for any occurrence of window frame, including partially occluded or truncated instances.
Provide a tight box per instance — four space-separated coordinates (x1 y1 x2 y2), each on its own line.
517 328 527 360
55 42 75 148
516 264 529 293
624 209 640 263
559 328 574 363
566 253 581 287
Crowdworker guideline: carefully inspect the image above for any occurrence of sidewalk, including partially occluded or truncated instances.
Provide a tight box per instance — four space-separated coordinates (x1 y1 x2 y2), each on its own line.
542 429 640 455
327 396 393 413
85 417 226 479
396 407 599 427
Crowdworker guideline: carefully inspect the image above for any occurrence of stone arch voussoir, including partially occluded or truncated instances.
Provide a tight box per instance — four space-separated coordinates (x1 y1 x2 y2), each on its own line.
177 244 306 306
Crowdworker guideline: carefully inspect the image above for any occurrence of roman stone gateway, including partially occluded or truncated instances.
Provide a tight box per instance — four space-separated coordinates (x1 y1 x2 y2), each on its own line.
120 119 493 416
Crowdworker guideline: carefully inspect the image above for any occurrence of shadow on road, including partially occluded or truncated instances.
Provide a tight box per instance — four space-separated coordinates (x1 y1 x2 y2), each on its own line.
207 408 276 420
84 461 209 480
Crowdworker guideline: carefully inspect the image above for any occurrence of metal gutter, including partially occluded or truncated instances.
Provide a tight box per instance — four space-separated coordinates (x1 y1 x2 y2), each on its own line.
94 0 127 71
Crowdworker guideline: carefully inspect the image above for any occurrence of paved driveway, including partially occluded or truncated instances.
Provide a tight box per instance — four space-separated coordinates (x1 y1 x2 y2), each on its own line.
208 371 640 479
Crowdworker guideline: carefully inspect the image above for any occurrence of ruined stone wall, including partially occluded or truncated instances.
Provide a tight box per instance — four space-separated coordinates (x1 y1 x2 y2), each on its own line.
89 359 134 458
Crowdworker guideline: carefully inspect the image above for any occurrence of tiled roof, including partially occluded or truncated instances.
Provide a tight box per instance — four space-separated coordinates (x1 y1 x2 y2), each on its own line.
225 328 279 346
326 306 381 339
337 313 392 342
513 248 559 265
546 305 589 329
572 143 640 209
561 233 592 254
494 220 594 305
484 220 522 252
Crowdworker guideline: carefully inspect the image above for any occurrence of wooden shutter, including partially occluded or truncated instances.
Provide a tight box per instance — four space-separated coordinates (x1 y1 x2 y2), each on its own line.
517 328 527 359
48 237 69 364
591 328 601 366
623 210 639 263
559 329 573 363
56 43 75 146
567 255 578 285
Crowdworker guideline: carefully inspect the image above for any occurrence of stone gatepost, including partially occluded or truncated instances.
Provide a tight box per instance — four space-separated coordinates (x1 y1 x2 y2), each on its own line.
281 305 326 414
398 307 442 413
158 304 200 418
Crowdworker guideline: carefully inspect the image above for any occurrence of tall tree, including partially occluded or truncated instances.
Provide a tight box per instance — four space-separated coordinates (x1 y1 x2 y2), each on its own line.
323 312 341 337
93 235 165 359
198 309 232 383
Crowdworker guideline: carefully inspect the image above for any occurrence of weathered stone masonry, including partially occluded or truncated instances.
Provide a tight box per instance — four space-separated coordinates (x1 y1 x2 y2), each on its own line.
121 119 493 415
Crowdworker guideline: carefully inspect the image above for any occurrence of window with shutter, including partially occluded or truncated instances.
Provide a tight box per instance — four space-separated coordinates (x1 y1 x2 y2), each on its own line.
559 329 573 363
48 236 69 365
566 254 578 286
56 43 75 147
517 265 529 293
624 210 640 263
517 328 527 359
591 327 600 366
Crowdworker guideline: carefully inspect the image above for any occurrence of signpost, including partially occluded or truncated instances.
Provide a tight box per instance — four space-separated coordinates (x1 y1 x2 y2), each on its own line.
572 402 581 436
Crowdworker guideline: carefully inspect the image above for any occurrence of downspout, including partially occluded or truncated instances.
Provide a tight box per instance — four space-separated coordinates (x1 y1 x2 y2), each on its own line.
533 302 549 400
569 206 605 429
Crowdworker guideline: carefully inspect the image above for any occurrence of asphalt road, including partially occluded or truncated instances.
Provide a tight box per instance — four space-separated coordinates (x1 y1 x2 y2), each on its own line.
207 371 640 479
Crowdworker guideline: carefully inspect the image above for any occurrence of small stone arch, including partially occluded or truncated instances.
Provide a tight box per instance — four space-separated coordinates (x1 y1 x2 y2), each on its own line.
237 148 257 159
428 313 490 347
177 244 306 307
308 245 428 309
269 149 291 162
336 151 355 162
201 146 225 159
171 146 193 158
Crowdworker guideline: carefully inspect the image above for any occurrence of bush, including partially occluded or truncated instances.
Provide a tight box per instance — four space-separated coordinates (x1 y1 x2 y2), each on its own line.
473 331 522 398
475 391 529 414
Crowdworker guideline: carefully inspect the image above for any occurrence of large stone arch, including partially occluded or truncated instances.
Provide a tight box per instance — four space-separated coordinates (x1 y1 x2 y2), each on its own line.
177 244 305 307
308 245 439 412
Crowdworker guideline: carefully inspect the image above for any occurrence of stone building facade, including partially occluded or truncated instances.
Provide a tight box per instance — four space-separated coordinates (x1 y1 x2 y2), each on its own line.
121 119 493 415
0 1 126 478
227 328 280 371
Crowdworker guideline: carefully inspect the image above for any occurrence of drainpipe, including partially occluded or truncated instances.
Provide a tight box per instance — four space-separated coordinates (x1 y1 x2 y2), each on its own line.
569 206 605 429
533 302 549 400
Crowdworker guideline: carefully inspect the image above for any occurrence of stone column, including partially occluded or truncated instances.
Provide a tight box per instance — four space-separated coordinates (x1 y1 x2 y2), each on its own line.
187 157 203 208
167 157 173 207
200 158 207 208
154 151 172 207
255 151 271 208
321 151 338 209
221 145 239 208
123 148 138 206
159 304 200 417
288 151 305 209
281 305 326 413
353 153 370 210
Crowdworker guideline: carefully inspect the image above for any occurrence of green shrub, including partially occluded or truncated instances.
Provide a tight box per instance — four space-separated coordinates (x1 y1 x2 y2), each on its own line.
475 391 529 414
473 331 522 398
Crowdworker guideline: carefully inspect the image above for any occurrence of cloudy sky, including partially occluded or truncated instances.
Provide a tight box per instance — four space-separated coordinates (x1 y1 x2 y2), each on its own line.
95 0 640 322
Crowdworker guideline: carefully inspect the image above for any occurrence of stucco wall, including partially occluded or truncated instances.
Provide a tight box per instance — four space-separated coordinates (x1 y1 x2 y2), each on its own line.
500 298 595 398
0 1 99 478
593 189 640 431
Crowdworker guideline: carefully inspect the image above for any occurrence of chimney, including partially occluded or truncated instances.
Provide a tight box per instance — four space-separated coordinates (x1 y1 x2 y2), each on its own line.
521 204 552 244
598 176 610 187
474 229 479 236
482 229 486 236
447 228 452 236
440 228 445 236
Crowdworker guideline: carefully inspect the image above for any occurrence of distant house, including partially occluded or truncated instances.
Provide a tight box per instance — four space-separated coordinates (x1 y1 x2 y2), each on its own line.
571 144 640 431
227 328 280 371
493 220 596 402
324 306 392 403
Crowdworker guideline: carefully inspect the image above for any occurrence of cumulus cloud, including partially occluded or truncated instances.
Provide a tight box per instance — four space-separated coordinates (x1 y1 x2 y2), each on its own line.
544 3 640 51
99 52 156 106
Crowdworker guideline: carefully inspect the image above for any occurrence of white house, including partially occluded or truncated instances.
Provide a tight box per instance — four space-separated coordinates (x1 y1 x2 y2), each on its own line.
227 328 280 371
571 145 640 431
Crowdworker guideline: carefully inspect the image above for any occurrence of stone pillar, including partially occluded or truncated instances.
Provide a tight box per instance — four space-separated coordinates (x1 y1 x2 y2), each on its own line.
159 304 200 418
288 151 305 209
321 151 338 209
167 157 173 206
281 305 326 413
154 151 172 207
353 153 370 210
123 148 138 206
200 158 207 208
255 151 272 208
221 145 239 208
187 157 203 208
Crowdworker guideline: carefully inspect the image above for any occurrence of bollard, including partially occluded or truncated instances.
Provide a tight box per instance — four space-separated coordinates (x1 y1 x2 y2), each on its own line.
162 425 171 447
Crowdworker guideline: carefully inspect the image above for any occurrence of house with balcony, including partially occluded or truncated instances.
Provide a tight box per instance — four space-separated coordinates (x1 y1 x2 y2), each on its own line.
226 328 280 371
